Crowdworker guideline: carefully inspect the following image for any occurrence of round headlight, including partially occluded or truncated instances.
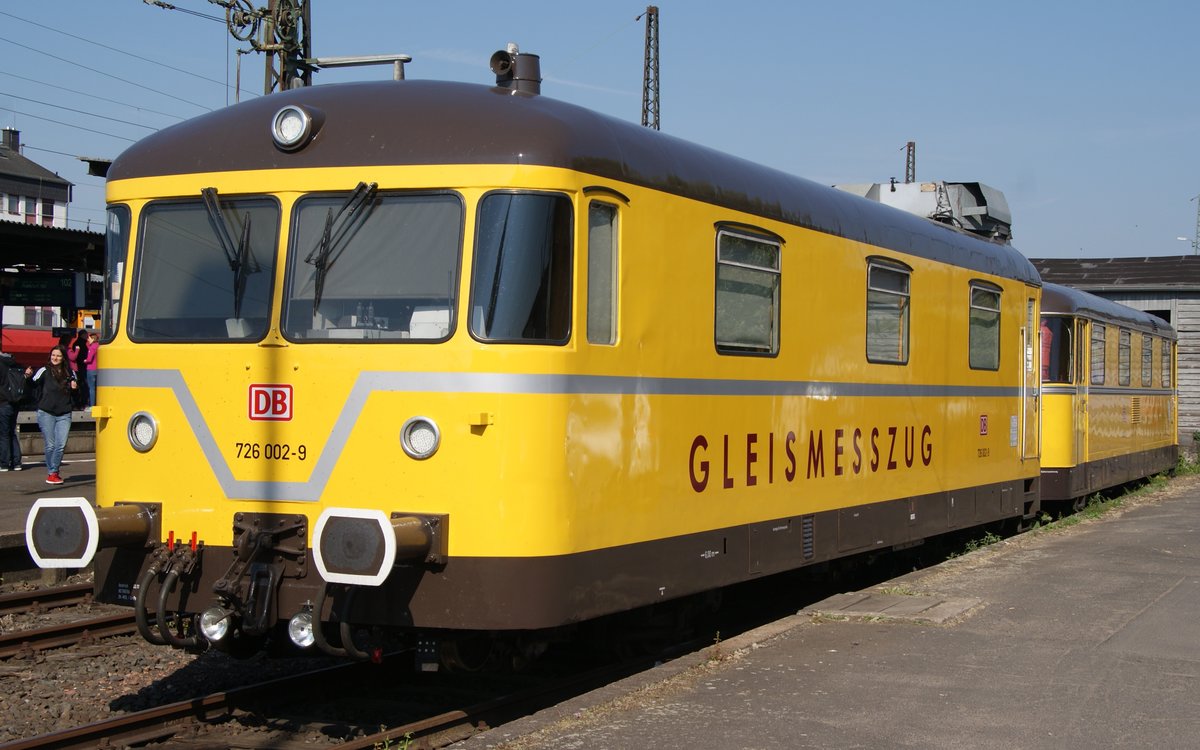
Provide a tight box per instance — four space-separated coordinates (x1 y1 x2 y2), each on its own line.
400 417 440 460
127 411 158 453
287 610 315 649
199 607 232 642
271 105 312 151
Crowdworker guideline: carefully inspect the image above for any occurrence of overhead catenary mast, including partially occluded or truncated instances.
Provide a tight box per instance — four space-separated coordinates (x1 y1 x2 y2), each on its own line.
638 6 659 130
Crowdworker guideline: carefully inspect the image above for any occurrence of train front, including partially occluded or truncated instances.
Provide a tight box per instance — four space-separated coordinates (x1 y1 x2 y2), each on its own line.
23 80 579 664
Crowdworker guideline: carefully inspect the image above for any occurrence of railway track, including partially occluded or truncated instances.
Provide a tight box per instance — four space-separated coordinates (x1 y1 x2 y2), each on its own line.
0 610 138 659
1 639 688 750
0 583 94 617
0 583 139 659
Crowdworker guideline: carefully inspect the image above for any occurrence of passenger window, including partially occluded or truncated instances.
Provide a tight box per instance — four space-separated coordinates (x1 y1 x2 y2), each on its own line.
1118 329 1131 386
1090 324 1106 385
587 203 618 345
1162 339 1172 388
1142 334 1152 387
715 229 780 355
866 259 910 364
968 283 1001 370
471 192 573 343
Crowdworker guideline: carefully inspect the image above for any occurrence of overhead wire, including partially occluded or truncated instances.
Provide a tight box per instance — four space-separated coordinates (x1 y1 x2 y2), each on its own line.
0 91 160 131
0 71 184 122
0 108 136 143
0 8 258 102
0 35 213 112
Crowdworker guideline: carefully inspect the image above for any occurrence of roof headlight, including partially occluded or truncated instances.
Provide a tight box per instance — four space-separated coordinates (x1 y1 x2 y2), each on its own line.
400 417 440 460
128 411 159 453
271 105 314 151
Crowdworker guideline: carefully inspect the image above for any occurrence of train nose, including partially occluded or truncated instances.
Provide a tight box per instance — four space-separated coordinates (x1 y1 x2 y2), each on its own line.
26 498 153 568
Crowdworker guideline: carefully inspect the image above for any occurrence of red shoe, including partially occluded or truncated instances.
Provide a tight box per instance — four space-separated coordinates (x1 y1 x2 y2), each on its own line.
45 473 63 485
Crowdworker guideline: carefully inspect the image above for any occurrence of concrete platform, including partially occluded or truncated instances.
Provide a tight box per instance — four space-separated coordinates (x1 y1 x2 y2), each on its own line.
452 474 1200 750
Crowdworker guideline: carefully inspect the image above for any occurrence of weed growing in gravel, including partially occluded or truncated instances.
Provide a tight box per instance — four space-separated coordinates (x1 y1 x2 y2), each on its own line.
878 584 922 596
373 728 413 749
962 531 1002 554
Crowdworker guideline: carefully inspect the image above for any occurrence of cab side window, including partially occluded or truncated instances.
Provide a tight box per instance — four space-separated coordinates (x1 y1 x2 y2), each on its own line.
587 202 618 345
470 192 573 343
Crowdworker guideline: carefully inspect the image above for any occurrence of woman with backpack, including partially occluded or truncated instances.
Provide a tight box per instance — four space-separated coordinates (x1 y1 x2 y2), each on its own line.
0 352 29 471
32 346 77 485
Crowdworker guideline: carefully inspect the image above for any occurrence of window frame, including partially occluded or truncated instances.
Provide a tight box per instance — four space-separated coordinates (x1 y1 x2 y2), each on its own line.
468 190 574 346
101 204 131 344
968 281 1002 371
1141 333 1152 387
1090 323 1106 386
713 225 781 357
280 188 466 344
1118 329 1131 386
586 200 619 345
865 257 912 365
127 194 282 343
1162 338 1172 388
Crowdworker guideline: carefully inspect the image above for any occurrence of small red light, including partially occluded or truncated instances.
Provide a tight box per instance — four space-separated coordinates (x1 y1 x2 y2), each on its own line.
190 531 198 552
371 647 383 664
167 530 175 551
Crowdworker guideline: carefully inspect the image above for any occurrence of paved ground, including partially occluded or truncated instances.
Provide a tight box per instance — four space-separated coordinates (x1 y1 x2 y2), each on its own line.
3 468 1198 748
451 475 1200 750
0 450 94 580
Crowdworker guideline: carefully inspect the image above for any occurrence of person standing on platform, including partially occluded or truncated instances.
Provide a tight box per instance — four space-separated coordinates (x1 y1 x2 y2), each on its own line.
84 331 99 408
0 352 28 471
32 346 76 485
71 329 88 408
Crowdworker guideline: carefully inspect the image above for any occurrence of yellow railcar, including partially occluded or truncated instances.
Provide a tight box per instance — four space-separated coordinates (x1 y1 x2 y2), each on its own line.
27 53 1043 663
1040 283 1177 504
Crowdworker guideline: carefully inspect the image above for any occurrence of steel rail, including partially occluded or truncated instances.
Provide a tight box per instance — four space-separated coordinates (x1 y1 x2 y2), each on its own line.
0 612 137 659
0 583 94 617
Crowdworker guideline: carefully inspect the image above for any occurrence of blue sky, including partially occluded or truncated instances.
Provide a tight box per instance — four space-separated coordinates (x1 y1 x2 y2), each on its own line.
1 0 1197 259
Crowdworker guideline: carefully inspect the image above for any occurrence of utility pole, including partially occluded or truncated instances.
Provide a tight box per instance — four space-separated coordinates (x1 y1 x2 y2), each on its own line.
905 141 916 184
1192 194 1200 254
638 6 660 130
218 0 313 94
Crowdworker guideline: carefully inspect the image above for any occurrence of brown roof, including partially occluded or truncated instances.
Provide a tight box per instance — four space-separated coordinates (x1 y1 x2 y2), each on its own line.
1030 256 1200 291
109 79 1039 285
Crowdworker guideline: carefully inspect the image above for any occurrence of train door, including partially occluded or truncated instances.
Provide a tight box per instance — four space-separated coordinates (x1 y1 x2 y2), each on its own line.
1021 291 1040 460
1074 319 1089 466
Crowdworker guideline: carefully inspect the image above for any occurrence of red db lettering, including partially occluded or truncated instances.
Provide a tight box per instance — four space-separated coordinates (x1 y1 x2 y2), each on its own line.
249 384 293 421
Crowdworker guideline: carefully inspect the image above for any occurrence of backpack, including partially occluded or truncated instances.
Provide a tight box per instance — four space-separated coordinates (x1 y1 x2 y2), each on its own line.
0 361 25 405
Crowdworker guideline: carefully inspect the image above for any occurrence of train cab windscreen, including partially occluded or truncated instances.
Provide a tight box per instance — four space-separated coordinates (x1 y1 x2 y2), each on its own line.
129 196 279 341
282 190 463 342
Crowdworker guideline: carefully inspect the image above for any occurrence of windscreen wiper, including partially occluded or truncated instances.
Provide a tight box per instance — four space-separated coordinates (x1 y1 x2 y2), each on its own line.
303 181 378 310
201 187 261 319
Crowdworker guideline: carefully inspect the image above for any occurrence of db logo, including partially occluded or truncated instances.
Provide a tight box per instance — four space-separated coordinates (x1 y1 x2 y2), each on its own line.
979 415 988 436
249 384 293 421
